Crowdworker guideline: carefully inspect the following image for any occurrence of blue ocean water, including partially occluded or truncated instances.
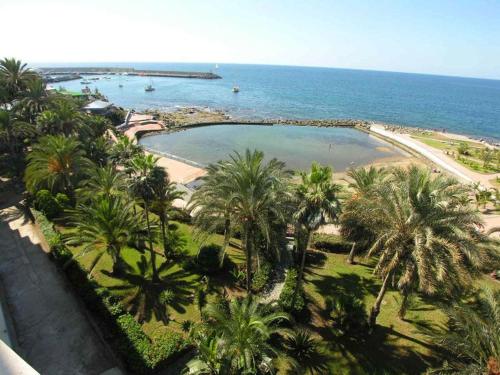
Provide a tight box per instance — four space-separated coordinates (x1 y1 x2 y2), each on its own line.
45 62 500 140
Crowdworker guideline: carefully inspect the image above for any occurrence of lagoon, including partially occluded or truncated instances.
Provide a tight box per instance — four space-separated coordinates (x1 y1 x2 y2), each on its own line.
139 124 406 171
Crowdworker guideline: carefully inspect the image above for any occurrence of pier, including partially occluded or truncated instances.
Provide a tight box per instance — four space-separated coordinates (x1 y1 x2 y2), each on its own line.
38 67 222 80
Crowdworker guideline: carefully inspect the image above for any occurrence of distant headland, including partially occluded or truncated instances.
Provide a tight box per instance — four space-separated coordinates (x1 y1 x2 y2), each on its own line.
38 67 221 82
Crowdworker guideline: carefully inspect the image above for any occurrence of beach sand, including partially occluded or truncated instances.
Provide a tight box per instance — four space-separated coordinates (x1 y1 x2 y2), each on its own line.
146 151 206 184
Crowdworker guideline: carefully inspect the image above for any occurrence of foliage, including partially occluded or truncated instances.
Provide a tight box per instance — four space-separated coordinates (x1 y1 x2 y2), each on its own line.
284 329 329 374
279 269 306 315
197 243 223 273
251 261 272 293
312 233 352 253
429 288 500 375
457 142 470 156
25 135 92 195
187 296 289 374
33 189 68 219
326 293 368 335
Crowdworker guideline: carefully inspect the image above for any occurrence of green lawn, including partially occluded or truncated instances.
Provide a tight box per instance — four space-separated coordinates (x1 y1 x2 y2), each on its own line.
61 218 499 374
300 250 499 374
410 134 499 174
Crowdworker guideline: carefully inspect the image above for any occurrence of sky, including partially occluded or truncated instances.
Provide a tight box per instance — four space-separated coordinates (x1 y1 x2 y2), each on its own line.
1 0 500 79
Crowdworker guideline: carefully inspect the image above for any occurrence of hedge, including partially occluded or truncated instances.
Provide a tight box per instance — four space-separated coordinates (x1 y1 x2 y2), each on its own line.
252 262 272 293
32 209 189 374
312 233 352 253
278 268 306 315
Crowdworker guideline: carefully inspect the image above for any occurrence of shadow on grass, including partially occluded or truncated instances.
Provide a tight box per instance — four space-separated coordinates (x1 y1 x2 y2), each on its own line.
306 272 442 374
103 255 197 324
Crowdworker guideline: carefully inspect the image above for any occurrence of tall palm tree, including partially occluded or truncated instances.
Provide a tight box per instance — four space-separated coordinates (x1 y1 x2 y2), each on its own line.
189 160 235 268
151 172 184 256
192 150 290 292
128 153 162 282
65 195 141 274
0 58 37 102
341 166 387 264
292 162 341 304
24 135 92 196
18 78 48 122
429 288 500 375
50 99 82 136
196 296 289 373
355 166 484 328
77 164 127 202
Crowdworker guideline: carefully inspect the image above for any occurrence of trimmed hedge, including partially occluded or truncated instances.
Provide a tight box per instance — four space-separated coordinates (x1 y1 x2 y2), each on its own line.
312 233 352 253
278 268 306 315
32 209 189 374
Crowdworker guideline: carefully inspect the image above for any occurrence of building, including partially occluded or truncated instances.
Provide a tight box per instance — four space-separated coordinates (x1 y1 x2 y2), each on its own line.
83 100 114 115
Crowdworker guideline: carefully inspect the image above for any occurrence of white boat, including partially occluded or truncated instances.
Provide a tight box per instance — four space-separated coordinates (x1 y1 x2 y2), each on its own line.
145 84 155 92
232 85 240 93
80 79 91 84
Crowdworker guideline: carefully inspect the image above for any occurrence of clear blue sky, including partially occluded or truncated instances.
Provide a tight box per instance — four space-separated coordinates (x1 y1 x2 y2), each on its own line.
1 0 500 79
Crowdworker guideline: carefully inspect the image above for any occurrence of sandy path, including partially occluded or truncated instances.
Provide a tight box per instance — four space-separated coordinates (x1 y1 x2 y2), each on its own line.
146 151 206 184
371 125 499 187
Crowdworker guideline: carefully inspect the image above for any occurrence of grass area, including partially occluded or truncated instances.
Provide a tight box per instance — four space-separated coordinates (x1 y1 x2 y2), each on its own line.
301 250 499 375
411 133 499 174
61 216 499 374
61 219 245 339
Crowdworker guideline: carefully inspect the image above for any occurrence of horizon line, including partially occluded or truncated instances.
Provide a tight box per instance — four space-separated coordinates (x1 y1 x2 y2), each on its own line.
27 60 500 82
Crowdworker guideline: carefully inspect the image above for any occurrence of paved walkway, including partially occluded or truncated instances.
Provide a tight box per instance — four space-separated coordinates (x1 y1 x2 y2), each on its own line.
0 206 118 375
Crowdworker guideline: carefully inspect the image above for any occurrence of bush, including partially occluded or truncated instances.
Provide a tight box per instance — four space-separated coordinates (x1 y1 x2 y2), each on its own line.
326 293 368 335
197 243 222 273
252 262 272 293
34 190 60 219
312 233 352 253
32 208 59 244
279 269 306 315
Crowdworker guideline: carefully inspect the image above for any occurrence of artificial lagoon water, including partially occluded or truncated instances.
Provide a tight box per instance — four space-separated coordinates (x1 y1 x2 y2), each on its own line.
139 124 406 171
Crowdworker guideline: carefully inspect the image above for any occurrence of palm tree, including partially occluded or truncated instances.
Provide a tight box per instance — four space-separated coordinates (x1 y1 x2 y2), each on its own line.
18 78 48 122
128 153 162 282
0 109 36 164
50 99 82 136
284 330 329 374
24 135 92 196
184 332 228 374
77 164 127 202
355 166 484 328
189 160 235 268
65 195 140 274
341 166 387 264
192 150 290 292
292 162 341 304
0 58 37 102
109 135 143 167
151 173 184 257
198 296 288 373
429 288 500 375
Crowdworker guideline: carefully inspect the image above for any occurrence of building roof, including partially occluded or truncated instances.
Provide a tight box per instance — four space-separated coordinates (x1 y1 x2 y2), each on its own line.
83 100 113 110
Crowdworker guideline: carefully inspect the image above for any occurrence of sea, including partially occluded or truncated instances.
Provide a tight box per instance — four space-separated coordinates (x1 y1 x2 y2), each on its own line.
42 62 500 141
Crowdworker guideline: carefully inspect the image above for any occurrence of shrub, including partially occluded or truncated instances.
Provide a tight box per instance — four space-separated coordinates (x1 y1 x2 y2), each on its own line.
55 192 70 208
279 269 306 315
252 262 272 293
197 243 222 273
32 208 59 245
326 293 367 335
312 233 352 253
34 189 62 219
159 289 175 305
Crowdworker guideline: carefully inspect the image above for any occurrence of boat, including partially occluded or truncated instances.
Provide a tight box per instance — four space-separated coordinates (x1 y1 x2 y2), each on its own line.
118 84 123 88
145 83 155 92
80 79 91 84
232 85 240 93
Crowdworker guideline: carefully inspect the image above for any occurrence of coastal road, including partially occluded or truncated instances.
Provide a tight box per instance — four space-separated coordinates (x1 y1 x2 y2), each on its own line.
370 124 500 187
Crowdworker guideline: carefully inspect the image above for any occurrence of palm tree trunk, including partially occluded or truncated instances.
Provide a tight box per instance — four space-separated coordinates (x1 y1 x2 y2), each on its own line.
347 242 357 264
244 222 253 293
160 214 168 257
398 289 410 320
291 229 311 307
369 272 392 330
219 217 231 268
144 200 159 282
